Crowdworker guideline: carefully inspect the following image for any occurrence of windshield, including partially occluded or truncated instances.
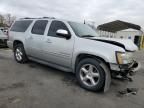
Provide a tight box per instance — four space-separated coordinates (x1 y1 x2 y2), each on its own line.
69 21 99 37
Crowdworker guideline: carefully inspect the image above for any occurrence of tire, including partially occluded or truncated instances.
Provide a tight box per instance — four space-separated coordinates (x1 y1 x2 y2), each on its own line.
76 58 106 92
14 44 28 63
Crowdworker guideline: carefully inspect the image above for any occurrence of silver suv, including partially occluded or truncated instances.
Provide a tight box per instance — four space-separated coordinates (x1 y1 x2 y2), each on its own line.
7 17 140 92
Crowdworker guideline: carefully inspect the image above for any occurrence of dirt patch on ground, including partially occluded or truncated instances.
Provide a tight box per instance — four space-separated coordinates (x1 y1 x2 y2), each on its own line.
0 82 25 92
0 56 10 60
28 64 37 68
62 73 78 86
0 96 21 108
0 104 7 108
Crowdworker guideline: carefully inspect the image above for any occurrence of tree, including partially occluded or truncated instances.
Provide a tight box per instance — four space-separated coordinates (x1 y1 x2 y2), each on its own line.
0 14 5 26
5 14 16 26
0 13 16 27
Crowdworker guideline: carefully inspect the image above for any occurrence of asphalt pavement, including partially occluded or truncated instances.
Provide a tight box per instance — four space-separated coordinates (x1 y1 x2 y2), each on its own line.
0 49 144 108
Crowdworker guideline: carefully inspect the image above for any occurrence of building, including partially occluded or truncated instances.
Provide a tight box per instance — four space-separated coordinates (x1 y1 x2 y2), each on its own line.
97 20 144 49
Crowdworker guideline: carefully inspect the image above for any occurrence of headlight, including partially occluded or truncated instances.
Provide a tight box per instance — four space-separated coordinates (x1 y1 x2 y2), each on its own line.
116 52 133 64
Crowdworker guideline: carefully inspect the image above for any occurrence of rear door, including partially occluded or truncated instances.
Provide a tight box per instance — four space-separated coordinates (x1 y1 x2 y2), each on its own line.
42 20 74 68
25 20 48 58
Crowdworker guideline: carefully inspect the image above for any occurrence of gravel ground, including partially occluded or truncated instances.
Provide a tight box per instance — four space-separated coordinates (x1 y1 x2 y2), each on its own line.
0 48 144 108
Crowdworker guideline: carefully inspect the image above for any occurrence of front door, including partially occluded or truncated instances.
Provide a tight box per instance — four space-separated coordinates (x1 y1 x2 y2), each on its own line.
42 20 74 68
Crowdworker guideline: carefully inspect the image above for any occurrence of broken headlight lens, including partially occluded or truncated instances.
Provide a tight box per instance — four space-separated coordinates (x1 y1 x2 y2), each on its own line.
116 52 133 64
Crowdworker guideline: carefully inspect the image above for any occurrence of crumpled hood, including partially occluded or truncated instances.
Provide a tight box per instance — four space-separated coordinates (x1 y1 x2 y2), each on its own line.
89 37 138 52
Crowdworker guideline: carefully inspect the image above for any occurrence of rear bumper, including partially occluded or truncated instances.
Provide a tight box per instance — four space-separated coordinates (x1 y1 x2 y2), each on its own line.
110 61 141 73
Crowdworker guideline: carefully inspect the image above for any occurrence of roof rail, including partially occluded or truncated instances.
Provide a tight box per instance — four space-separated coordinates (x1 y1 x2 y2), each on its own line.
20 17 36 19
20 17 55 19
43 17 55 19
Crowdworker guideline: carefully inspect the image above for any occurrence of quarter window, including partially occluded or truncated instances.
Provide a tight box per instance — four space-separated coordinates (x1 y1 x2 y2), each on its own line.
48 21 70 37
31 20 48 35
10 20 32 32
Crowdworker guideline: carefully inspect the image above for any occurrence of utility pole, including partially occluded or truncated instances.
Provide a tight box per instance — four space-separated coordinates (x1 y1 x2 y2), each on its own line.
84 20 86 24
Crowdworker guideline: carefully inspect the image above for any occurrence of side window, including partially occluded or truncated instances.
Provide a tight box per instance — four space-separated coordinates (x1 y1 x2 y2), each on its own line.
31 20 48 35
10 20 32 32
48 20 70 37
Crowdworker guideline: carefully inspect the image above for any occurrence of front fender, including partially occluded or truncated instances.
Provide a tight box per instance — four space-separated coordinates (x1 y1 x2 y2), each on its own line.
72 52 111 72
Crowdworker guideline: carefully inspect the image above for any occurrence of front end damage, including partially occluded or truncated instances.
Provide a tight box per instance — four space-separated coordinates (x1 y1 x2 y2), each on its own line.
119 61 141 75
110 60 141 81
103 60 140 92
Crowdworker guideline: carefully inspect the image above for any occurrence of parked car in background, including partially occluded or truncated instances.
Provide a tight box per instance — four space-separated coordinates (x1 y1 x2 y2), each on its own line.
0 29 7 47
7 17 140 92
3 30 8 35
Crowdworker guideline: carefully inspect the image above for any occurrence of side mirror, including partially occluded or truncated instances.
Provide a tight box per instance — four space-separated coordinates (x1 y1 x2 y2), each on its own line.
56 29 71 39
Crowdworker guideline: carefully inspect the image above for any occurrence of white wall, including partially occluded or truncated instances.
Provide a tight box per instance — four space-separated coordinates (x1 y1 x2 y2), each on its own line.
116 29 142 41
97 29 143 42
96 30 116 38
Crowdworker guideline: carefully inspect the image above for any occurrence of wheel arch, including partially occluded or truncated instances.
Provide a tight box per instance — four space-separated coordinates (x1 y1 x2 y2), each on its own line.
74 53 110 72
13 40 24 50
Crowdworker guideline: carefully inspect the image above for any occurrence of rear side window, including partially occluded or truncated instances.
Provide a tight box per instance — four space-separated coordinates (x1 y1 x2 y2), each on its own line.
31 20 48 35
10 20 32 32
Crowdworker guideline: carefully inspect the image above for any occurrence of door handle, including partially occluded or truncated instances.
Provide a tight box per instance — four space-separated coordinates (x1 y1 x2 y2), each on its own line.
46 39 52 43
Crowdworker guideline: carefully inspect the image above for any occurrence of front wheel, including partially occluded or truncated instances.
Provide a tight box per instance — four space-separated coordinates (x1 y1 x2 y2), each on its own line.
14 44 28 63
76 58 106 91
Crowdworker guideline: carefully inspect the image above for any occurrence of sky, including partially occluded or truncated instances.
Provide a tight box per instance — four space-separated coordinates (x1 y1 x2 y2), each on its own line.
0 0 144 27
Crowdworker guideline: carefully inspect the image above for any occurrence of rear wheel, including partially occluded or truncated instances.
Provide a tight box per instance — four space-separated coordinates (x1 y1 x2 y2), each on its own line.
76 58 106 91
14 44 28 63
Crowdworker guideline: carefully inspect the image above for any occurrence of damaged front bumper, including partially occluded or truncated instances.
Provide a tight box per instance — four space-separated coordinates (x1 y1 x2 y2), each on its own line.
120 61 141 73
103 61 140 92
110 61 141 76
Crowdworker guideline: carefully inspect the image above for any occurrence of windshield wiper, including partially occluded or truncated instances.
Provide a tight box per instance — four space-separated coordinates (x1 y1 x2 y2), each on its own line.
81 35 95 37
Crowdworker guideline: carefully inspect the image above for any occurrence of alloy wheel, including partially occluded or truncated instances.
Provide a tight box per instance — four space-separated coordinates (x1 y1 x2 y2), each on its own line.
80 64 100 87
15 48 23 61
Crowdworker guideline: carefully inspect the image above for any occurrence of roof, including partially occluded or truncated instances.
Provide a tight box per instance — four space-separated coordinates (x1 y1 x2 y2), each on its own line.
97 20 141 33
19 17 69 22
